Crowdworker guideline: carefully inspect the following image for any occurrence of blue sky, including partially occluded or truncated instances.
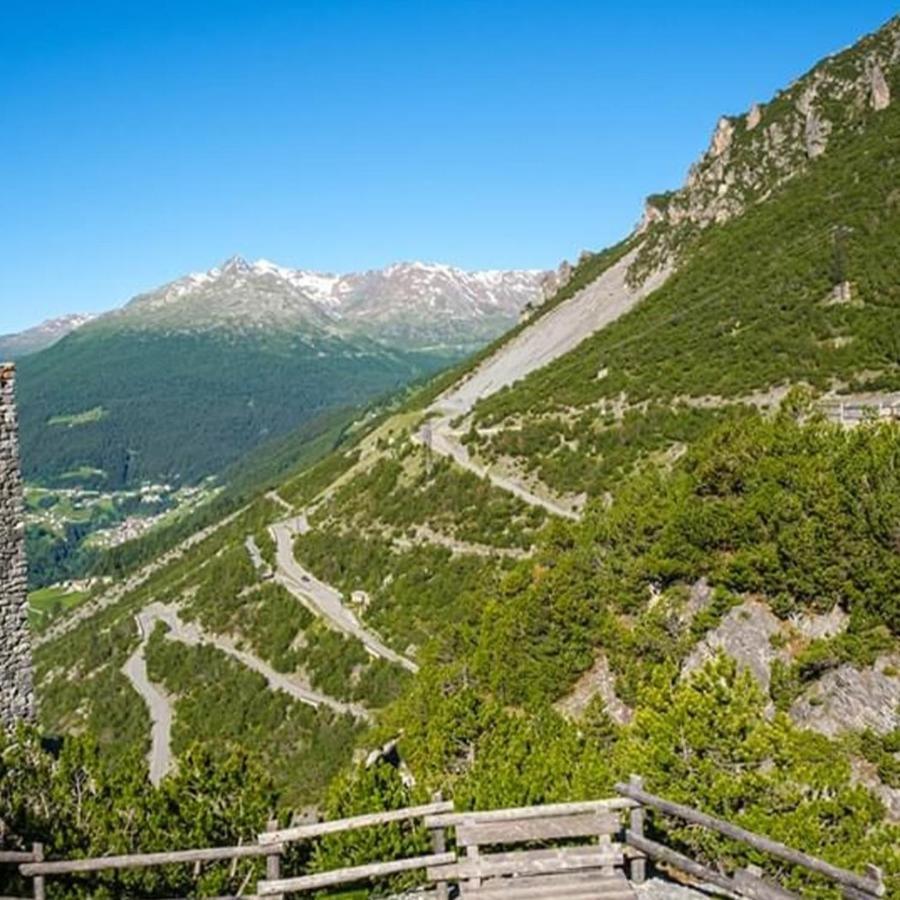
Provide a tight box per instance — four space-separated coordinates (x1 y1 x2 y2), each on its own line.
1 1 897 333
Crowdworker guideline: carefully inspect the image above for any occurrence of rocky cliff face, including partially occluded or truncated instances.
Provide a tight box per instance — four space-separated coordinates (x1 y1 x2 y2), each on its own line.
0 364 34 727
635 17 899 272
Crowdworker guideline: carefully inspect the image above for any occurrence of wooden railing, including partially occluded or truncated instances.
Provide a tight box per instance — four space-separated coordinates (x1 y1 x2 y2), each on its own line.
615 779 886 900
5 822 284 900
255 798 454 898
1 780 887 899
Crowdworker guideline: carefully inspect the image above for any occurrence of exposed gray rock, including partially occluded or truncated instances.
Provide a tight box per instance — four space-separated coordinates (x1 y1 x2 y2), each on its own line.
538 259 575 302
0 364 35 727
683 577 714 623
634 17 900 264
789 605 848 641
804 110 831 159
789 655 900 738
710 117 735 157
869 62 891 110
747 103 762 130
851 757 900 822
556 652 633 725
682 600 789 693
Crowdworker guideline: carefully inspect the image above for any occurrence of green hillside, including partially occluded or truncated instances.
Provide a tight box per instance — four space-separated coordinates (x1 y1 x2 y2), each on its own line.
6 15 900 900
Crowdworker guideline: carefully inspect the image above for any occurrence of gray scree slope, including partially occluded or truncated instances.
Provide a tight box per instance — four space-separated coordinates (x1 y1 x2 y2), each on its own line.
0 363 35 727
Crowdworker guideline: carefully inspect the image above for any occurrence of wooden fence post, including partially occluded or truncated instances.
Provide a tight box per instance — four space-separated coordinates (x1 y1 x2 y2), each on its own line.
628 775 646 885
266 820 284 900
31 843 45 900
430 793 449 900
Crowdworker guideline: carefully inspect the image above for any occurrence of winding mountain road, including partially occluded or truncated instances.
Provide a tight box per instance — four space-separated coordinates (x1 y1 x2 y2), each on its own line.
144 602 370 718
270 519 419 673
121 600 372 783
122 611 174 786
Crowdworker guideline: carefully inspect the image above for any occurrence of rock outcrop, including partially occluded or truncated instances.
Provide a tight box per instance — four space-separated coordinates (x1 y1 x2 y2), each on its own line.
869 62 891 110
634 17 899 266
555 652 633 725
789 655 900 738
682 599 790 693
539 260 575 302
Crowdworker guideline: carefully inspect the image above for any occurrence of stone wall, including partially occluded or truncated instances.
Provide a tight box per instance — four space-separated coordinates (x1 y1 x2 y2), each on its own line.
0 363 35 727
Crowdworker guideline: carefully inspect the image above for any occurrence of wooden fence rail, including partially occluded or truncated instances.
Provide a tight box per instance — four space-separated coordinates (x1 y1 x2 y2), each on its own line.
258 799 453 845
615 780 886 899
19 843 282 878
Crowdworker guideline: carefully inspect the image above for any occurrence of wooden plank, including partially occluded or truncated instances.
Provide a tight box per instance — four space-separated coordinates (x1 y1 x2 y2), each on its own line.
463 887 632 900
428 845 623 881
426 799 635 830
31 843 44 900
257 851 455 895
627 776 645 886
265 820 283 900
457 812 620 847
430 791 449 900
624 830 741 897
616 782 883 898
258 800 454 845
845 871 887 900
0 852 34 864
734 864 798 900
460 870 635 899
20 842 283 876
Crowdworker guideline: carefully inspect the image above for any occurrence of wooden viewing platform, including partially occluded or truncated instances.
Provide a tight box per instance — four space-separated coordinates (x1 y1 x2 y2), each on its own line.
2 776 886 899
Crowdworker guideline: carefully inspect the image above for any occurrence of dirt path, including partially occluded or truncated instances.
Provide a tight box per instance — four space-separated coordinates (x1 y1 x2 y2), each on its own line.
820 392 900 424
270 519 419 673
393 524 529 560
266 490 293 513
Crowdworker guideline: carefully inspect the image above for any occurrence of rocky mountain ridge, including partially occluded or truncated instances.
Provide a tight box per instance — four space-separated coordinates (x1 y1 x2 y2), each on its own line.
635 16 899 273
0 314 96 360
108 255 545 351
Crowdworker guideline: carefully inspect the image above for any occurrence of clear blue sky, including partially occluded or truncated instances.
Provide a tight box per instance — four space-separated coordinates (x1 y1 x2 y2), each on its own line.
1 1 896 333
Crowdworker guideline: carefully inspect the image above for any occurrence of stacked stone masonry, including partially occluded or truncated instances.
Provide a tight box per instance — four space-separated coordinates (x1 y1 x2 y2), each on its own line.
0 363 35 726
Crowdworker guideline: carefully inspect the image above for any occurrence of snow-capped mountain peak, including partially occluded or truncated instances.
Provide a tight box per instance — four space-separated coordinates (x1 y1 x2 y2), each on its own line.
0 313 97 360
70 256 548 351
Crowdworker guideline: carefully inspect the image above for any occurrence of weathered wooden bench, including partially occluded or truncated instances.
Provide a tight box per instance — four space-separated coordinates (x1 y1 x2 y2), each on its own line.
424 800 637 899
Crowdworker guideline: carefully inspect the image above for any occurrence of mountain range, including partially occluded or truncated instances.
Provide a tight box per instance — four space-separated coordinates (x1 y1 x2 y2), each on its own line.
113 255 544 350
14 257 545 489
0 313 96 360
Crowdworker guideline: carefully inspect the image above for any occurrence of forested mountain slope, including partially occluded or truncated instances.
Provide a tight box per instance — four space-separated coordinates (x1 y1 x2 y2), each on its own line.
17 257 543 489
6 15 900 900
